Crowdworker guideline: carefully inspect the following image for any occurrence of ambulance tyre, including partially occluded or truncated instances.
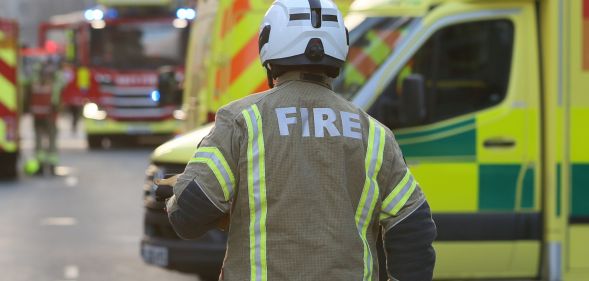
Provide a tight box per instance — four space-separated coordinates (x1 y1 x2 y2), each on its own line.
198 272 219 281
0 153 18 180
87 135 104 150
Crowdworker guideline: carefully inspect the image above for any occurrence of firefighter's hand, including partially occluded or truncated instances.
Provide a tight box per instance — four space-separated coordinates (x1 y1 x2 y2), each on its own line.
217 214 230 231
154 174 180 202
155 174 179 186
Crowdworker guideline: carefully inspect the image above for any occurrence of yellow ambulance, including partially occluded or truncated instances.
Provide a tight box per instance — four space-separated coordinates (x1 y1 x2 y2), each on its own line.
144 0 589 280
0 19 19 179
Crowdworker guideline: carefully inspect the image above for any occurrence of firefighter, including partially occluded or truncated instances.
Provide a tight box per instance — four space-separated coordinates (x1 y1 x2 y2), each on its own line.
158 1 436 280
27 57 63 175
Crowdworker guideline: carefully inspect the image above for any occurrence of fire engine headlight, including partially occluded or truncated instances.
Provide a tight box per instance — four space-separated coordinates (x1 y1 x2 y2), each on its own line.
83 103 107 120
173 109 186 120
173 19 189 29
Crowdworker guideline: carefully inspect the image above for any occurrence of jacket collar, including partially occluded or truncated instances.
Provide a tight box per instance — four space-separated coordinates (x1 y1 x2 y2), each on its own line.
275 71 333 89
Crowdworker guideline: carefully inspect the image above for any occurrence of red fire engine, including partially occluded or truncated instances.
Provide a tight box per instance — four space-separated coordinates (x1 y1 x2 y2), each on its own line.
39 0 194 148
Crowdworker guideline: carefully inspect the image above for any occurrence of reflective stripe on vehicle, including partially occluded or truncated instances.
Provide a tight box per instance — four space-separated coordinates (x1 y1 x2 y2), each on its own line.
190 147 236 201
355 119 385 281
242 104 267 281
381 169 417 218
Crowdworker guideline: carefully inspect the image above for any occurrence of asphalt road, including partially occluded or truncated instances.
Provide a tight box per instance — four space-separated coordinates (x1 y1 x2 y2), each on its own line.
0 115 199 281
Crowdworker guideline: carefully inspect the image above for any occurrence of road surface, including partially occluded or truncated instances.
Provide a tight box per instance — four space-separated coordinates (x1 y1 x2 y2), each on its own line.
0 115 200 281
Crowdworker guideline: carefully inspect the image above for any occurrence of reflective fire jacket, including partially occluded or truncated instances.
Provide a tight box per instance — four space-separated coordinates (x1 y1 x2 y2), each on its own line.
167 72 436 281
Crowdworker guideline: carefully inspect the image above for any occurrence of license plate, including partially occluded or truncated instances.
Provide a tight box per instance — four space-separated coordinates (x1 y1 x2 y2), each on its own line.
142 244 169 267
127 125 151 134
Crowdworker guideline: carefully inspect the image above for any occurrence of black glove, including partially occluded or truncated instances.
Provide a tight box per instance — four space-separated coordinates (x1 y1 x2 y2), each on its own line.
154 174 179 202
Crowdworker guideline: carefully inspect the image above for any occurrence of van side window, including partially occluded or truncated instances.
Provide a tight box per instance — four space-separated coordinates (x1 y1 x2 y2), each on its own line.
369 20 514 129
333 17 415 100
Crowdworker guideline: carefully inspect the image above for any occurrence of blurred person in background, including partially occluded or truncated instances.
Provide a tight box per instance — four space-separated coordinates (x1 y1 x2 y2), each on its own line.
27 55 65 175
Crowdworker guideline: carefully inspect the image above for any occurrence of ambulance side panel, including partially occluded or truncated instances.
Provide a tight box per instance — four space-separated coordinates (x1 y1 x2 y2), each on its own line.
566 0 589 279
352 2 542 279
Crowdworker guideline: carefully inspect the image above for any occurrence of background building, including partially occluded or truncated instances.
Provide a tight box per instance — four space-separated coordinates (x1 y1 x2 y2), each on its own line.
0 0 93 46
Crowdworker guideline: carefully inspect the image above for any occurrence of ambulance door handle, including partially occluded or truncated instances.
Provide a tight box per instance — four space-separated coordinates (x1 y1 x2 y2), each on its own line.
483 138 516 148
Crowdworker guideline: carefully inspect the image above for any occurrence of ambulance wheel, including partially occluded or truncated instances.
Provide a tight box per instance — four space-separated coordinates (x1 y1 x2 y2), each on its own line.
0 153 18 180
87 136 103 150
198 272 220 281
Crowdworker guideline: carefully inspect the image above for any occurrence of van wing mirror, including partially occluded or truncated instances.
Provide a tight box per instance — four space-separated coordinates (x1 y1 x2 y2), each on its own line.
400 74 427 126
157 66 182 106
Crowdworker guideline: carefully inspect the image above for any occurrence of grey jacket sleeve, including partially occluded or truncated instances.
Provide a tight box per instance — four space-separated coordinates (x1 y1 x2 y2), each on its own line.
166 106 242 239
378 127 436 280
166 179 225 240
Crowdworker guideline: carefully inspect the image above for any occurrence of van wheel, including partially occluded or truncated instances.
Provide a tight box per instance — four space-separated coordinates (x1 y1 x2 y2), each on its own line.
0 153 18 180
198 273 220 281
87 136 103 150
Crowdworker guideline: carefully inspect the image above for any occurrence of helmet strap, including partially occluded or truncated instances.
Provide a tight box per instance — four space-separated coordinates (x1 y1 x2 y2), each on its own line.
265 64 274 88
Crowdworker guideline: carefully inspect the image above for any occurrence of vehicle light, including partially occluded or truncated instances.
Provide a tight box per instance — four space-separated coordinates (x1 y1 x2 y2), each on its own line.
105 8 118 19
84 8 104 21
93 9 104 21
150 90 161 102
173 109 186 120
83 103 107 120
84 10 94 21
184 8 196 20
91 20 106 29
172 19 188 29
176 8 196 20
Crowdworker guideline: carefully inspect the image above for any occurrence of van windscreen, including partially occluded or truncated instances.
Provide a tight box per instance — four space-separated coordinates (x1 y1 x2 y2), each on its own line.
89 21 189 69
334 17 415 100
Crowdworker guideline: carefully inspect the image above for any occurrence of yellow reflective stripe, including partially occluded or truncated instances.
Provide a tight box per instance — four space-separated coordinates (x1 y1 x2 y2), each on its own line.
65 30 75 62
343 65 366 88
189 157 231 200
224 14 261 58
0 49 17 111
196 147 235 184
383 170 411 206
390 180 417 216
365 31 391 64
0 120 17 152
191 146 236 201
355 119 385 281
381 169 418 219
77 67 91 90
242 104 267 281
242 108 256 280
219 0 232 9
253 105 268 281
0 74 16 111
218 60 266 110
0 49 17 66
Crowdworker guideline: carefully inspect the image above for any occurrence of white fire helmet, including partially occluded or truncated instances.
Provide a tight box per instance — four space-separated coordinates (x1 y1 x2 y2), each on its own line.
258 0 349 85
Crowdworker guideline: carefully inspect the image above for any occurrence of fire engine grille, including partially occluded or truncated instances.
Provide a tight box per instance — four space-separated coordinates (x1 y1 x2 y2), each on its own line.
101 86 174 120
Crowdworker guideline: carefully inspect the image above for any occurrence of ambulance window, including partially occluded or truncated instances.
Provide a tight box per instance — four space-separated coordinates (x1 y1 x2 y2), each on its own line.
369 19 514 129
333 17 415 99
